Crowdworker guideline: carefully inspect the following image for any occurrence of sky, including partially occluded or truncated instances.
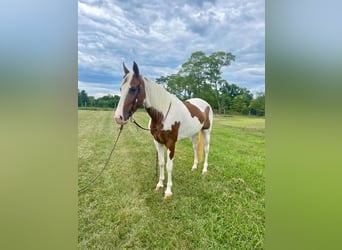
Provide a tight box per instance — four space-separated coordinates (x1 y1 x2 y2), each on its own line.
78 0 264 99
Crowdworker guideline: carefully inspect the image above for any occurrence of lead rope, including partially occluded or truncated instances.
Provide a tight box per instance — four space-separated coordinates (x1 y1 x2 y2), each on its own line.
78 125 124 193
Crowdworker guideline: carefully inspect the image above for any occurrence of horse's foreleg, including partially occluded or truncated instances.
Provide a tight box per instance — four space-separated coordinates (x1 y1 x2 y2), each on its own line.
154 141 165 190
164 149 173 198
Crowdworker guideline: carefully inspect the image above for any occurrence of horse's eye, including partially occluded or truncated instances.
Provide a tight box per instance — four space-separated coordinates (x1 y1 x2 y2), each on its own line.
129 87 137 93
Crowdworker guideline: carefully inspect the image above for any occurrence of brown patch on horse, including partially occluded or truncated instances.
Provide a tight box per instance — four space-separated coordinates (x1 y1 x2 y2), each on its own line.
202 106 211 129
183 101 211 129
129 76 145 104
146 107 180 159
122 75 146 119
146 107 164 131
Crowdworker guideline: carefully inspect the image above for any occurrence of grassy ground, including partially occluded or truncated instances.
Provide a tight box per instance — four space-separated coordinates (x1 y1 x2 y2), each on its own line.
78 110 265 249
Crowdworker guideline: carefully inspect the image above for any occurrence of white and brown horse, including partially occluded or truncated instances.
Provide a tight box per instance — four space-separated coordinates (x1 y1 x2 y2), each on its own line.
114 62 213 198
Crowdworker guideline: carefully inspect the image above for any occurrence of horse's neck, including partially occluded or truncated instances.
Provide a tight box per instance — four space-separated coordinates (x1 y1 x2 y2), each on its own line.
144 78 174 115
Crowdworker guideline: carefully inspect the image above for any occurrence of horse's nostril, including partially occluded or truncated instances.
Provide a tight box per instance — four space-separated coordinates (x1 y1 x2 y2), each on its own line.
123 112 130 121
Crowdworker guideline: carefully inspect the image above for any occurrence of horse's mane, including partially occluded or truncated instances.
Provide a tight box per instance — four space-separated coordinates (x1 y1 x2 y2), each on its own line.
143 77 176 113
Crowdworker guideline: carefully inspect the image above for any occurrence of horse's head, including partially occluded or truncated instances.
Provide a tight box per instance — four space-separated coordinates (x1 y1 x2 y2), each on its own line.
114 61 146 125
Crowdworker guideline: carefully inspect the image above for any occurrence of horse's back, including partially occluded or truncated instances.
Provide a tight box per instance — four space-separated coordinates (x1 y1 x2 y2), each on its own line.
185 97 210 109
183 98 213 132
185 98 213 121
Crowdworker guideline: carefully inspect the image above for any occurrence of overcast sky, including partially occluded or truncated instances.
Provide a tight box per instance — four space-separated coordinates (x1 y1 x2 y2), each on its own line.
78 0 264 98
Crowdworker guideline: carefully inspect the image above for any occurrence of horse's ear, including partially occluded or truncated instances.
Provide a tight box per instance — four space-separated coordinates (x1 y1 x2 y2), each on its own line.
123 62 129 75
133 61 139 76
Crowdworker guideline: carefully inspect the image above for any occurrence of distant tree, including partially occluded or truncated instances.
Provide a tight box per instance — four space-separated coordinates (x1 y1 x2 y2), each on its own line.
231 95 247 114
113 95 120 109
181 51 235 112
206 51 235 113
78 89 89 107
88 96 96 107
95 95 117 108
156 74 188 100
219 82 253 114
239 88 253 113
179 51 207 98
220 83 241 99
220 94 232 114
249 92 265 116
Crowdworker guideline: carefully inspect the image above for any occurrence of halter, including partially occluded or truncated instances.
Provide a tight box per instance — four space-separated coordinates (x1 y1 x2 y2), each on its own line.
128 78 144 117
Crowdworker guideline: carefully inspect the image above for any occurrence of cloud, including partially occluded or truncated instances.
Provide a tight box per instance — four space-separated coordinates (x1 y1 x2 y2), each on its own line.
78 80 119 98
78 0 265 96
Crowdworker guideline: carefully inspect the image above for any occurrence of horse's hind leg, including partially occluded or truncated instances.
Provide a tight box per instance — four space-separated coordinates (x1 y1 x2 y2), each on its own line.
190 134 198 171
202 129 211 174
154 140 165 190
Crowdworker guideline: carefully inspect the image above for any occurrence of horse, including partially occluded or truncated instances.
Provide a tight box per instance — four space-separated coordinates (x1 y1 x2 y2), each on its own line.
114 61 213 198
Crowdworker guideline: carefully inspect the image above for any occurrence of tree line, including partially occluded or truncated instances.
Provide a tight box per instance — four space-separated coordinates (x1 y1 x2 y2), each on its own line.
78 51 265 116
78 89 120 109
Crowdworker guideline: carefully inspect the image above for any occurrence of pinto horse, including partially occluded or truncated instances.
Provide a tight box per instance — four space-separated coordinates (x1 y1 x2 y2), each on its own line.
114 62 213 198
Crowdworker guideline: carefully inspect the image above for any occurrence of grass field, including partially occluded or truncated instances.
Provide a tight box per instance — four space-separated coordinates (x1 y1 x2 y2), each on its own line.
78 110 265 249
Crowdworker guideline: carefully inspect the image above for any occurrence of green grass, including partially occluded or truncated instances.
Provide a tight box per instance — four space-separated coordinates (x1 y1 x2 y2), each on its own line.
78 110 265 249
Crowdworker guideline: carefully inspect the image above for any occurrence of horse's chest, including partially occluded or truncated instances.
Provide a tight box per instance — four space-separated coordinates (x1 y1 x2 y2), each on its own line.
150 121 180 159
151 121 180 146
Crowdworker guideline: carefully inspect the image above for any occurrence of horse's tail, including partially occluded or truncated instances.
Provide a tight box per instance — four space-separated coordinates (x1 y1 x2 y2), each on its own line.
197 131 204 163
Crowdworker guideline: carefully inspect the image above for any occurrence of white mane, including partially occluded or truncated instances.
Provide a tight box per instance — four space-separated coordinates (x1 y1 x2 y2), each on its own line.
143 77 176 113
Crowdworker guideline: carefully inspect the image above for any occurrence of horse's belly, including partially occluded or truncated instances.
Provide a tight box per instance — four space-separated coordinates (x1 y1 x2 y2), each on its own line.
177 120 203 140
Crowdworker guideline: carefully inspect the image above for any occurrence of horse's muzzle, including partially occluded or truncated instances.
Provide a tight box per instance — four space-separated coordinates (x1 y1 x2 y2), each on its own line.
114 109 129 125
114 115 128 125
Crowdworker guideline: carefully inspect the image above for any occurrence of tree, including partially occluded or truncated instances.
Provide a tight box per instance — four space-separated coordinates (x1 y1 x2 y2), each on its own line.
113 95 120 109
230 95 246 114
78 89 89 107
178 51 207 99
218 82 252 114
95 94 117 108
159 51 235 111
77 89 121 109
206 51 235 113
155 51 262 115
178 51 235 112
249 92 265 116
88 96 96 107
220 83 240 99
156 74 189 100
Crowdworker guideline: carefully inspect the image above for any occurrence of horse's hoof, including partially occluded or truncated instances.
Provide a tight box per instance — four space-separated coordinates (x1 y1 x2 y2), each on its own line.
164 193 172 199
202 170 207 175
191 167 197 171
155 186 162 191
